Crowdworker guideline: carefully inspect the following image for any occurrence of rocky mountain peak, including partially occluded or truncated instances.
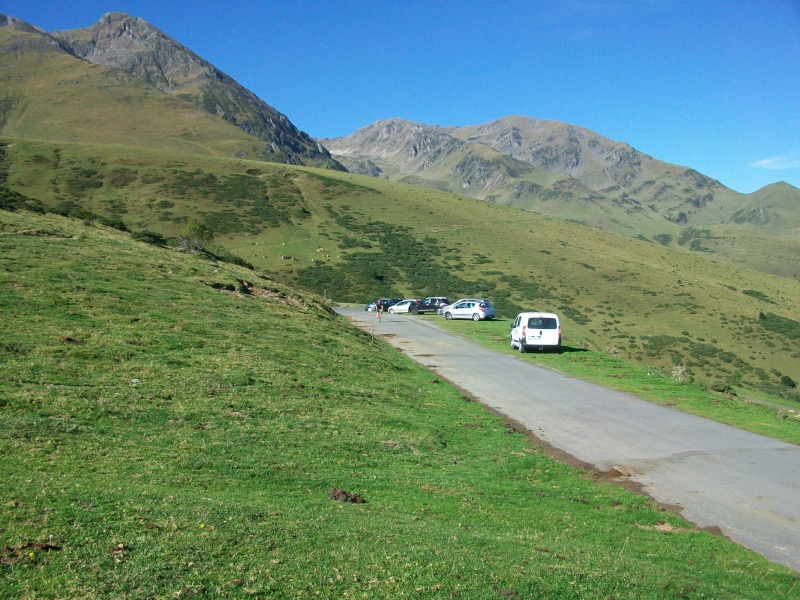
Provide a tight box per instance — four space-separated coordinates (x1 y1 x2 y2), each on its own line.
0 13 43 33
321 118 465 172
54 13 208 92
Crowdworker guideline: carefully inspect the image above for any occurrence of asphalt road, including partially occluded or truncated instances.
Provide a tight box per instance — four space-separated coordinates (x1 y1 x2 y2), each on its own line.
336 307 800 572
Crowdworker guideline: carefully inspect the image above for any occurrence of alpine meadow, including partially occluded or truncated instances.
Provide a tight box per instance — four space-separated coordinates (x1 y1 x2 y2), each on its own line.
2 11 800 599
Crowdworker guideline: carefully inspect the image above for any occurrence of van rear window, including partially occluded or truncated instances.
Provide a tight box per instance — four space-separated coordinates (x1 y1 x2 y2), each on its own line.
527 317 557 329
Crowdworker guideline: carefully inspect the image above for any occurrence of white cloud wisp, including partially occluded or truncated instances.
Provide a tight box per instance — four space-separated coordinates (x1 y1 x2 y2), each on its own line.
748 152 800 170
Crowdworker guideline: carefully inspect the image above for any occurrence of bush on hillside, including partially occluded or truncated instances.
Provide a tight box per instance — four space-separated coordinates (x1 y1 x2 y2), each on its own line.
178 217 214 252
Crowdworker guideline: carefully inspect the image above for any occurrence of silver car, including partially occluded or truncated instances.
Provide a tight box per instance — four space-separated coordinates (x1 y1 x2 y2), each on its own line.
441 299 495 321
387 299 419 314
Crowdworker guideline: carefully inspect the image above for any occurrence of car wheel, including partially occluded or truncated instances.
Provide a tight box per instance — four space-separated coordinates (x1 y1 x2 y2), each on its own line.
518 340 527 353
472 313 481 321
445 312 453 320
410 307 418 315
389 308 395 314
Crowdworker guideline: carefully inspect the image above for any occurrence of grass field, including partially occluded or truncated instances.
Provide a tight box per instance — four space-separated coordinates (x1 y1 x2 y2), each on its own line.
2 209 799 598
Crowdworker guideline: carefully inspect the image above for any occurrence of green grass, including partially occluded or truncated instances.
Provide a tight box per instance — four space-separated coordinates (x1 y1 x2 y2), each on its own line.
4 138 800 404
2 209 799 598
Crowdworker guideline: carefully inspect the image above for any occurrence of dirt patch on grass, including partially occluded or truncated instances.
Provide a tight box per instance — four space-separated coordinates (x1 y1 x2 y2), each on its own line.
328 488 366 504
249 285 308 310
1 542 61 565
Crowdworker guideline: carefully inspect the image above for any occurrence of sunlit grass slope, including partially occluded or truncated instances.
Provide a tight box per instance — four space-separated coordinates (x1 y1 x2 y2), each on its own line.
4 138 800 400
2 208 799 598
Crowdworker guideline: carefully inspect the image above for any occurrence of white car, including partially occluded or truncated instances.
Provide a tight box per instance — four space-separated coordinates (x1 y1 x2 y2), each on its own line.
510 312 561 352
440 299 495 321
388 299 419 314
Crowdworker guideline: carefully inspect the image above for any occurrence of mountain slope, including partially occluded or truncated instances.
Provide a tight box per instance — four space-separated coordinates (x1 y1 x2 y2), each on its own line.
321 117 800 278
0 12 342 169
4 206 798 598
0 15 278 159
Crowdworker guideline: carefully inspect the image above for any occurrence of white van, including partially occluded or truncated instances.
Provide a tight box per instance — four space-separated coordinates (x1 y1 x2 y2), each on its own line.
510 312 561 353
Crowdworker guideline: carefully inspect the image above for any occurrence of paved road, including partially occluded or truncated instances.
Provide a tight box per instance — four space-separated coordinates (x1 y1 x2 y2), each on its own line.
336 307 800 572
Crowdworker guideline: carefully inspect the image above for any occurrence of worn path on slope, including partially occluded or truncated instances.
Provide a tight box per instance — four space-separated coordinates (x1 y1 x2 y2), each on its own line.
336 307 800 573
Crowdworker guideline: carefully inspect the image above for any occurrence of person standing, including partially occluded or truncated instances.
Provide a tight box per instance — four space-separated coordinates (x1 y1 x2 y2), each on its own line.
376 299 383 321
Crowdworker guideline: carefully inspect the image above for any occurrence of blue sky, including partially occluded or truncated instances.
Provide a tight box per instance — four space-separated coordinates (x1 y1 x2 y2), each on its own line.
3 0 799 193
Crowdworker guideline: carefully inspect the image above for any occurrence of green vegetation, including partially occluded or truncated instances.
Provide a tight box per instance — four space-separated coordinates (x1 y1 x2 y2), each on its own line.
3 138 798 399
744 289 774 303
653 233 672 246
3 208 799 598
759 312 800 339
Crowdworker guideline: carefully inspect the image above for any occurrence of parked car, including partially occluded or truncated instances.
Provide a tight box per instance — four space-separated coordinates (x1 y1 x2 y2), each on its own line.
365 298 403 312
388 299 419 314
441 299 495 321
410 297 450 315
510 312 561 352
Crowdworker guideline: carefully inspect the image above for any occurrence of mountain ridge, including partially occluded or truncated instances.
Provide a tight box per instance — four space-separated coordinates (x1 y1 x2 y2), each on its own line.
0 12 342 170
320 116 800 277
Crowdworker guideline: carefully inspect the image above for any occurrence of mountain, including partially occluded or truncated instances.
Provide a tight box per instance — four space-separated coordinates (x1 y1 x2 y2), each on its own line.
320 117 800 277
320 116 733 223
0 12 342 170
449 116 726 218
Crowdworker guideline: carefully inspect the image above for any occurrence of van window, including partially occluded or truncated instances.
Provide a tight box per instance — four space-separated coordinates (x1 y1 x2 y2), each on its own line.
527 317 557 329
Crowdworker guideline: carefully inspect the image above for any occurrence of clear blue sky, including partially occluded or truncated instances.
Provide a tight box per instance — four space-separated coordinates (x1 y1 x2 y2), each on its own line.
4 0 799 193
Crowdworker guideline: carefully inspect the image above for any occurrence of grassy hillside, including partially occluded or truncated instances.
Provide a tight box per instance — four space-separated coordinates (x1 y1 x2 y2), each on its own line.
2 208 799 598
4 138 799 401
